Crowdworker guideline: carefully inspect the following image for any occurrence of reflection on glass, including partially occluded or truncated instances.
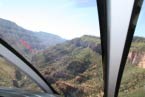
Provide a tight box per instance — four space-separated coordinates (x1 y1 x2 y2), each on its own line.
119 2 145 97
0 56 42 92
0 0 103 96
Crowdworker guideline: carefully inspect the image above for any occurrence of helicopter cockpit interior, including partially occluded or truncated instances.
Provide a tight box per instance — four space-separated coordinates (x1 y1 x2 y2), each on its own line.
0 0 145 97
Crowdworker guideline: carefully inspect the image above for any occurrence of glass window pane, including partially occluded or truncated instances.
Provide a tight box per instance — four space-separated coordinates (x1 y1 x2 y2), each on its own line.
0 56 42 92
0 0 103 96
119 2 145 97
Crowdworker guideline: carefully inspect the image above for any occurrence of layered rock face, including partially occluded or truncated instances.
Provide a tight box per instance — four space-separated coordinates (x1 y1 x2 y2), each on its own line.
137 54 145 68
128 51 145 68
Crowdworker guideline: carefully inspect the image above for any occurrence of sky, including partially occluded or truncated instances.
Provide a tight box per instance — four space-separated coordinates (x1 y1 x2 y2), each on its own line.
134 1 145 38
0 0 144 39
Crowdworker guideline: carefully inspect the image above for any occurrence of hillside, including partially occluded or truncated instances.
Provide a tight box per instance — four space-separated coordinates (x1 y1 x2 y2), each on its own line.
0 57 42 92
0 18 66 60
32 35 145 97
32 35 103 97
118 36 145 97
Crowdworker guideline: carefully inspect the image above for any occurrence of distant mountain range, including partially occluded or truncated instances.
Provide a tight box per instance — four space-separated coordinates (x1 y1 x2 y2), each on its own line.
0 18 66 59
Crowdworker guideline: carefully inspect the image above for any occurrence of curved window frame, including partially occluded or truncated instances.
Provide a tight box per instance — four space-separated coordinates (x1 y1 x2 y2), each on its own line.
0 38 58 94
97 0 144 97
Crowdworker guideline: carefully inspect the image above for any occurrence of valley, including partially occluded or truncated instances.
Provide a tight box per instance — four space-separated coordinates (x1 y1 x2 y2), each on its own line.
0 18 145 97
